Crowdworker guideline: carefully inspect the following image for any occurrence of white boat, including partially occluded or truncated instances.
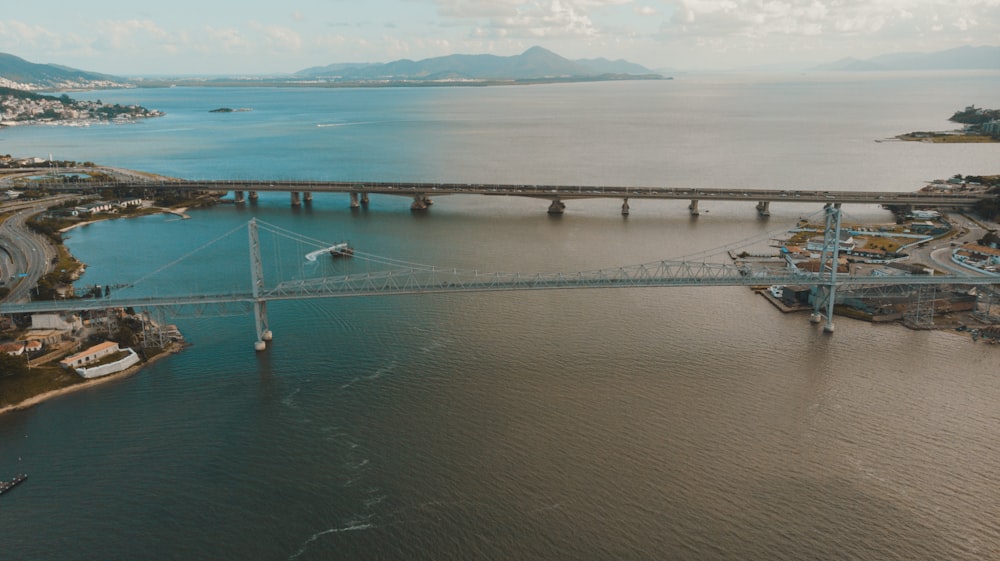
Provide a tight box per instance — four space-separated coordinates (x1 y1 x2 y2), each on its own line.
305 243 352 262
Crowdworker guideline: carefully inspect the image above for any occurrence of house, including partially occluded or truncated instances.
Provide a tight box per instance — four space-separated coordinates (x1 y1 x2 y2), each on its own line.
116 198 143 208
59 341 120 369
76 201 114 215
23 340 43 353
1 341 25 356
23 329 66 346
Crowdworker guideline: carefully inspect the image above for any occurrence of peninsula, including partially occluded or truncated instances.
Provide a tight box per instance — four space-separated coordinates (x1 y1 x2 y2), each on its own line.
896 105 1000 143
0 87 162 128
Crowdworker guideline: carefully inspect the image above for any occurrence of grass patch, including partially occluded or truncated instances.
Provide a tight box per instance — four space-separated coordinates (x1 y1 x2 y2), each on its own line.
0 365 83 408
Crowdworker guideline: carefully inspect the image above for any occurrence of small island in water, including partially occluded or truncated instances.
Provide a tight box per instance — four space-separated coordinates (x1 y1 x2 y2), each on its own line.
209 107 252 113
895 105 1000 143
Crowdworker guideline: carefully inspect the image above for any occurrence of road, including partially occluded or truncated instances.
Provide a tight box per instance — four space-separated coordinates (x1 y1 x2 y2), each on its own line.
0 196 74 303
906 212 997 275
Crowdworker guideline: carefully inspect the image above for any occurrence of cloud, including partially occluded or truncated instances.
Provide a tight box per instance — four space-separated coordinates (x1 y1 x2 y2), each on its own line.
248 23 304 51
660 0 1000 40
433 0 633 39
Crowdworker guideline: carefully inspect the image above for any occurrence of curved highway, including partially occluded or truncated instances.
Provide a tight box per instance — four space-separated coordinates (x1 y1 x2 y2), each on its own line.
0 197 72 304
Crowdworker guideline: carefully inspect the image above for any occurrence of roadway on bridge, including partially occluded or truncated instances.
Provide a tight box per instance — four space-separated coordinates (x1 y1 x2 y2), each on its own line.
20 166 992 209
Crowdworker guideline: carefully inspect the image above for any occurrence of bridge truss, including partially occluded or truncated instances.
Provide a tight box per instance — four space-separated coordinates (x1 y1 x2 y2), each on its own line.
2 208 998 350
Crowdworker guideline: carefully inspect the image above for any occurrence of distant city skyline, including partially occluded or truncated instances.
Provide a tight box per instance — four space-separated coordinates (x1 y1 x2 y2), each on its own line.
1 1 998 75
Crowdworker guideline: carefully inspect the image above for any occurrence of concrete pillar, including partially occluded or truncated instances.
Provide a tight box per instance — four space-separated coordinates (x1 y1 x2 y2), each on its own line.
756 201 770 217
621 198 630 216
234 190 245 204
361 192 370 206
350 192 361 209
248 191 259 202
411 194 428 211
303 192 313 204
291 191 301 207
689 199 700 216
548 198 566 215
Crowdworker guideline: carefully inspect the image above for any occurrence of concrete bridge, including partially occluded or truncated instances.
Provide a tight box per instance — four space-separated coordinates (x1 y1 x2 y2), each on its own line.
25 170 992 216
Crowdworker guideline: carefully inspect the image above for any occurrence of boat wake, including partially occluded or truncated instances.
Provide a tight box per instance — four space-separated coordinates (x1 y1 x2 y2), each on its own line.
288 523 374 560
316 121 378 128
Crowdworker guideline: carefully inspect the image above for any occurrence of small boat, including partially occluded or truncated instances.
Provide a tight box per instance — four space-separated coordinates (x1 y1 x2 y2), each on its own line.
0 473 27 496
330 245 353 258
305 243 353 262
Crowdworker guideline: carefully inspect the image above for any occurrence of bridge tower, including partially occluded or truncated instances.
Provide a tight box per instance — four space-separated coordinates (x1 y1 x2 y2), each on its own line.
248 218 272 351
810 203 843 333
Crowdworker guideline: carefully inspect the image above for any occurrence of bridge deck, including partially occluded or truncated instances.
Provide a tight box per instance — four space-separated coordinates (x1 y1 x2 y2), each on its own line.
29 170 988 206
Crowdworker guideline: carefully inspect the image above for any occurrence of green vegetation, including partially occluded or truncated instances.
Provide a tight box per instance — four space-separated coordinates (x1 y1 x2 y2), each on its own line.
897 132 997 143
972 176 1000 220
950 105 1000 125
0 363 83 408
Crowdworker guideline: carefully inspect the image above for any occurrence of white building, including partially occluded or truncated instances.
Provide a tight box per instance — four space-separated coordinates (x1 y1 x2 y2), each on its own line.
60 341 120 369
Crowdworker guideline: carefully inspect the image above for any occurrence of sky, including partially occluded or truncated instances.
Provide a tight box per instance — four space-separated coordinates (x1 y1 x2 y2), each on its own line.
1 0 998 75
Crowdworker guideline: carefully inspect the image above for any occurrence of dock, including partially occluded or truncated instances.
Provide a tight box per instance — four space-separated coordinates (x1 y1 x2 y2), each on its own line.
0 473 27 496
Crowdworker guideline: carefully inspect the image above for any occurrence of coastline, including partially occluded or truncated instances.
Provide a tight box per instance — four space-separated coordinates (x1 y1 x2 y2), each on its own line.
57 206 191 234
0 341 186 417
0 202 199 417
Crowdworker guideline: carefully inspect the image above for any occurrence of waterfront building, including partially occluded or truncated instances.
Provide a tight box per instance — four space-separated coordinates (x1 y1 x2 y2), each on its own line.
59 340 120 369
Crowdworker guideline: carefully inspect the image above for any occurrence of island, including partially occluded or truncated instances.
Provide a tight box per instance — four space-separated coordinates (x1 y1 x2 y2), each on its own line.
895 105 1000 143
209 107 252 113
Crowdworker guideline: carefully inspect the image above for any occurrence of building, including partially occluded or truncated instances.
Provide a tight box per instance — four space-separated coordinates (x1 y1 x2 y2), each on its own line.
76 201 114 215
22 329 66 347
23 340 43 353
805 231 855 253
909 209 941 220
1 342 25 356
116 198 143 208
31 313 81 332
59 341 120 369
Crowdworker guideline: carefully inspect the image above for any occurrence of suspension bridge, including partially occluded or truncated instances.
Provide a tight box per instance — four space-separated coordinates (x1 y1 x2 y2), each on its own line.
1 205 998 351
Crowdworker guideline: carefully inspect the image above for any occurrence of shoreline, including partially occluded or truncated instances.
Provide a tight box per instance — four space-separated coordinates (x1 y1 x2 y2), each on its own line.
0 342 186 417
0 200 201 417
58 206 191 234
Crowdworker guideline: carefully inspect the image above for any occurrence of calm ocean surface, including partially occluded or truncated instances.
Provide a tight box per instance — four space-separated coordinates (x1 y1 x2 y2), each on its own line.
2 72 1000 560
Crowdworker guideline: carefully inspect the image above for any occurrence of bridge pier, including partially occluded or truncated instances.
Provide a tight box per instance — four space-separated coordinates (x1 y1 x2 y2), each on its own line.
234 190 246 204
248 191 259 202
303 192 312 204
548 198 566 215
291 191 301 207
621 198 630 216
756 201 770 217
689 199 700 216
411 194 429 211
350 191 361 209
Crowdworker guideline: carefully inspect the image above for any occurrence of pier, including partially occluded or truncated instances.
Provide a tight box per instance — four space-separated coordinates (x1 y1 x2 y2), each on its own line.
0 473 27 496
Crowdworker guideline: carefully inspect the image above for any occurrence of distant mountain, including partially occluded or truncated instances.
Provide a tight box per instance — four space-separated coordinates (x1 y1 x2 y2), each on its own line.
0 52 129 90
295 46 661 82
813 45 1000 71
